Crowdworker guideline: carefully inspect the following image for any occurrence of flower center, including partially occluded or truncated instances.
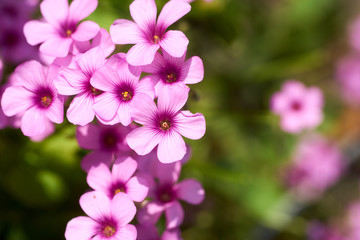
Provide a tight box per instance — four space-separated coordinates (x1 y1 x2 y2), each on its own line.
40 95 52 108
66 29 72 37
160 192 172 202
165 73 177 83
153 35 160 44
160 120 171 131
121 91 132 101
91 86 102 96
291 101 302 111
114 187 125 195
103 225 116 237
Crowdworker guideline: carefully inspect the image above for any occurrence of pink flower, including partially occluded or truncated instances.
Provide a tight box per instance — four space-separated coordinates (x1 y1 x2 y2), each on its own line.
127 85 206 163
65 191 137 240
87 156 149 202
142 51 204 97
270 80 323 134
41 28 115 66
137 223 182 240
90 53 155 126
307 221 344 240
349 16 360 52
286 135 344 201
346 202 360 240
0 58 2 82
137 161 205 229
0 22 39 64
54 47 107 126
336 55 360 105
1 61 64 137
24 0 100 57
76 122 134 172
110 0 191 66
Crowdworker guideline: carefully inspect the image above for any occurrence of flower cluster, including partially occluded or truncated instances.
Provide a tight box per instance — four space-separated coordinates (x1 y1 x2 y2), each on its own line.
0 0 206 239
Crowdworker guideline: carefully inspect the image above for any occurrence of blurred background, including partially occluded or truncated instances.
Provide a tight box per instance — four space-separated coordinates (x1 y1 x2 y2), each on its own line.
1 0 360 239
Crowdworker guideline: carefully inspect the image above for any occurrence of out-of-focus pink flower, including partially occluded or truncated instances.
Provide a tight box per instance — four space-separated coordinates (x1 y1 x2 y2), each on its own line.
270 80 323 134
142 51 204 97
307 221 344 240
76 122 135 172
24 0 100 58
336 55 360 105
127 85 206 163
346 202 360 240
87 156 149 202
1 61 64 137
0 23 39 64
286 135 344 201
137 161 205 229
137 223 182 240
0 58 3 82
65 191 137 240
90 53 155 126
54 47 107 126
349 17 360 53
110 0 191 66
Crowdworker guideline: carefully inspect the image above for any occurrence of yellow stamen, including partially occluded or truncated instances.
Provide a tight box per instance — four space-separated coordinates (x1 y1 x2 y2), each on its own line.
103 225 116 237
153 35 160 44
121 91 132 101
66 29 72 37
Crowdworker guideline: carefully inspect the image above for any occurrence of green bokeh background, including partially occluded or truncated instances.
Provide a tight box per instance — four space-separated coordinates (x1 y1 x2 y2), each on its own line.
1 0 360 239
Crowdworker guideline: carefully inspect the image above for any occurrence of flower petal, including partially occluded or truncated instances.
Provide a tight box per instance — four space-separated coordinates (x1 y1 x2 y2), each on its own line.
141 52 165 74
80 191 111 221
65 216 98 240
157 131 186 164
165 201 184 229
90 65 118 92
174 110 205 140
69 0 98 23
23 20 55 45
126 175 149 202
45 95 64 124
112 224 137 240
87 162 112 194
129 94 158 126
93 93 120 122
110 19 143 44
126 42 160 66
72 21 100 42
76 47 106 79
175 179 205 205
21 107 47 137
55 68 87 95
129 0 157 31
156 161 181 185
157 84 189 114
160 30 188 58
126 127 161 156
40 37 72 57
67 93 95 126
111 193 137 225
157 0 191 30
81 151 113 173
40 0 69 25
112 156 138 183
76 124 102 150
92 28 115 57
1 86 33 116
12 60 46 91
137 201 164 224
181 56 204 84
